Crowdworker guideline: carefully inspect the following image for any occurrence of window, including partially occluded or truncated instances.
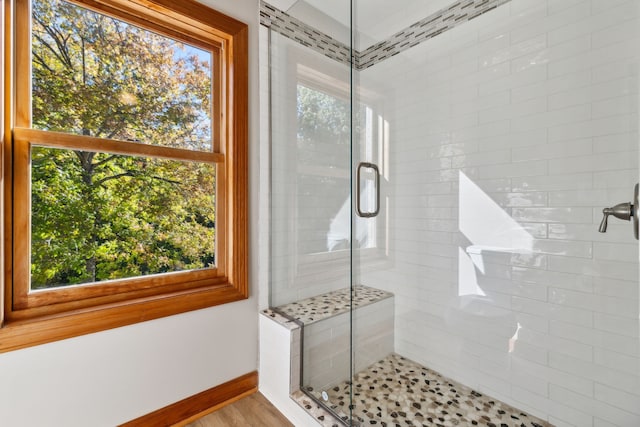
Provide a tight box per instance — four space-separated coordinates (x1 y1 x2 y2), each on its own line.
0 0 248 352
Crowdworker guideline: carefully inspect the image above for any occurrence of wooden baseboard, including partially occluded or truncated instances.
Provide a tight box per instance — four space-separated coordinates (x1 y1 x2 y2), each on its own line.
120 371 258 427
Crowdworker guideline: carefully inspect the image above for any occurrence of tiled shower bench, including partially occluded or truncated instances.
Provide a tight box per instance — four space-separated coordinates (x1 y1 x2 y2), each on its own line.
260 285 395 426
259 285 551 427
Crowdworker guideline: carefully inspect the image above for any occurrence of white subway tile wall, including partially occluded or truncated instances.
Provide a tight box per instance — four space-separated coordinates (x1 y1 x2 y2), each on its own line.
357 0 640 425
302 298 394 392
269 31 352 307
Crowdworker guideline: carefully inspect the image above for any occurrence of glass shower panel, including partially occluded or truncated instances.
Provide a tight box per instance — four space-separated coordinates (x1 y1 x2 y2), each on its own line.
353 0 640 426
269 35 352 306
267 0 355 423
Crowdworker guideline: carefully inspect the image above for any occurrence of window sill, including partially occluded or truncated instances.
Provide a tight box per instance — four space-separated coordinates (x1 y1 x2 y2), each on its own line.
0 282 248 353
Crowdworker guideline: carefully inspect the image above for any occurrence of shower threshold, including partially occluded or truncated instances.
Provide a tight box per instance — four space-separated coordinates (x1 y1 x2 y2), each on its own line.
305 353 552 427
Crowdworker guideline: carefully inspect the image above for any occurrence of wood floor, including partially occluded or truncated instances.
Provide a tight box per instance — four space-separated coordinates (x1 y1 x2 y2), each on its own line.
185 392 294 427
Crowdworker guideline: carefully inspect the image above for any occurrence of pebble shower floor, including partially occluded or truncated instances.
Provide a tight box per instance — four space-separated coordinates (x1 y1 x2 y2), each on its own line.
307 353 552 427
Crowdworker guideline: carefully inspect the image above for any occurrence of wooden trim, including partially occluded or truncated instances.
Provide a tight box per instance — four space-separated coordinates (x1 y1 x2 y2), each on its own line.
64 0 226 52
0 0 5 327
12 270 226 311
228 24 249 298
173 387 257 427
0 282 245 353
120 371 258 427
12 134 29 305
212 48 223 154
14 0 30 128
101 0 248 41
14 128 224 164
1 0 13 331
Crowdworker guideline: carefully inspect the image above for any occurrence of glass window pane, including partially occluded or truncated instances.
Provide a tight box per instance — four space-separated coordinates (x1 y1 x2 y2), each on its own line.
31 0 213 151
30 146 215 290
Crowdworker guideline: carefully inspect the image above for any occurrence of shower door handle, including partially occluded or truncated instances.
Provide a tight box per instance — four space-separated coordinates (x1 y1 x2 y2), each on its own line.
356 162 380 218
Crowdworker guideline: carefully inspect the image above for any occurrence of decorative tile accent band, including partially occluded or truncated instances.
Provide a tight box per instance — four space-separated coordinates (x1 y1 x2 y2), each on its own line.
261 0 512 70
359 0 512 69
260 1 353 66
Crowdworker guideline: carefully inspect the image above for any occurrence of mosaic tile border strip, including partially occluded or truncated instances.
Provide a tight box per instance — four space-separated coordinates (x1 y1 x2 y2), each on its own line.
273 285 393 325
260 1 353 66
307 353 552 427
358 0 512 70
261 0 512 70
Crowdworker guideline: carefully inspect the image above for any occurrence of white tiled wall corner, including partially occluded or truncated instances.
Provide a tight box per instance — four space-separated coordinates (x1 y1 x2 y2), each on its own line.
358 0 640 425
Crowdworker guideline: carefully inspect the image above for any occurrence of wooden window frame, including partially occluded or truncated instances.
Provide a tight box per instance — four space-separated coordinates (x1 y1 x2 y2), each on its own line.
0 0 248 353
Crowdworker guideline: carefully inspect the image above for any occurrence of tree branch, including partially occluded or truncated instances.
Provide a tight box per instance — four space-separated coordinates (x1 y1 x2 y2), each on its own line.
93 154 119 168
33 15 74 70
74 150 95 169
33 32 73 72
96 171 135 186
32 51 55 74
150 175 181 185
96 171 181 188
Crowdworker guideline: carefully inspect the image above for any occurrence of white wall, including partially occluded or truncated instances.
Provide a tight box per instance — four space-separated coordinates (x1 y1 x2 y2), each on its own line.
0 1 261 426
358 0 640 426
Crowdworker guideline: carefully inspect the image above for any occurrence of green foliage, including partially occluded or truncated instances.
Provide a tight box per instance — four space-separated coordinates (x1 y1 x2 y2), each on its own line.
30 0 215 289
296 85 350 167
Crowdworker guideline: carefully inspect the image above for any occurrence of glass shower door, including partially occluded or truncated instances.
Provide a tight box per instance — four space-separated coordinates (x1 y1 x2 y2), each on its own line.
266 0 357 424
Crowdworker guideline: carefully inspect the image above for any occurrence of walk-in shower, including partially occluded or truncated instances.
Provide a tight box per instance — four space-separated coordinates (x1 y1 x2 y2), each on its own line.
262 0 640 425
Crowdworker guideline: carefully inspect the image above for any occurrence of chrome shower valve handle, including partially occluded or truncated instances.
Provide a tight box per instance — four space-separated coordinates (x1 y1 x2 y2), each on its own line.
598 183 639 240
598 202 632 232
